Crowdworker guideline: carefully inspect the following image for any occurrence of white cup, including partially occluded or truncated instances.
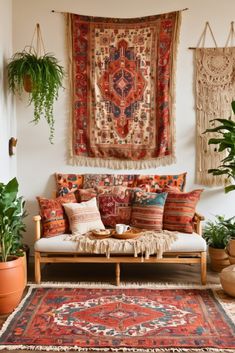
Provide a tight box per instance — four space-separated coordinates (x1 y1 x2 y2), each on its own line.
115 224 130 234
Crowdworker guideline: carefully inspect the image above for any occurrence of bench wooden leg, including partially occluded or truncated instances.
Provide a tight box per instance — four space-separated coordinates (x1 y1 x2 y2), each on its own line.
116 263 120 286
35 251 41 284
201 251 207 285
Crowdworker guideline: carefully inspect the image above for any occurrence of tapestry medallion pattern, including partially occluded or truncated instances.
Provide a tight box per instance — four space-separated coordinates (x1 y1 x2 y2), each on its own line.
195 47 235 186
67 12 181 169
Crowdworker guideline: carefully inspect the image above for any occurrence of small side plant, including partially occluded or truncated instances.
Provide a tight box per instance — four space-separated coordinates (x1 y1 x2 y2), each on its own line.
203 101 235 193
0 178 26 262
203 215 231 249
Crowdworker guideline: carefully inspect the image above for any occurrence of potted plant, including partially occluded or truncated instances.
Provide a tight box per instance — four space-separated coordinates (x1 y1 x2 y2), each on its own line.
7 46 64 143
203 101 235 193
0 177 26 314
219 215 235 263
203 215 230 271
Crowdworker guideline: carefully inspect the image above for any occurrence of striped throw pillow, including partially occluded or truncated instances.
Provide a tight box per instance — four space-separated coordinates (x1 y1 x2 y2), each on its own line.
63 198 105 235
131 190 168 231
163 189 203 233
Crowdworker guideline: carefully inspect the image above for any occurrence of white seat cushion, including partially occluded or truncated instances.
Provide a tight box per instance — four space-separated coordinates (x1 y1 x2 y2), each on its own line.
34 232 206 254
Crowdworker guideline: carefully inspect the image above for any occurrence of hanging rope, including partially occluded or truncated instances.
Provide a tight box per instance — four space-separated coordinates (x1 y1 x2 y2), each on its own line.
29 23 46 56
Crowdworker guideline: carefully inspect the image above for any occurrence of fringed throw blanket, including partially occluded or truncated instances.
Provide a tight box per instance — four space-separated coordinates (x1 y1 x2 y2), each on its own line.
66 230 178 260
195 47 235 186
67 11 181 169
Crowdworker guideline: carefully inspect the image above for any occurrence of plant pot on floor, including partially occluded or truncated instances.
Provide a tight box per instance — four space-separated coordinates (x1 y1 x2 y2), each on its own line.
227 239 235 257
208 246 230 272
0 256 26 314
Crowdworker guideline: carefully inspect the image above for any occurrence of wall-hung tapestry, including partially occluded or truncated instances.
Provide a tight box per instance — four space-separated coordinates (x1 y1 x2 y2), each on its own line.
195 23 235 186
67 11 181 169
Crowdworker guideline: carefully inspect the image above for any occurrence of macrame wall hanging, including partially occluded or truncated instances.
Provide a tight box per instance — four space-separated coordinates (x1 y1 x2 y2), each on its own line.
193 22 235 186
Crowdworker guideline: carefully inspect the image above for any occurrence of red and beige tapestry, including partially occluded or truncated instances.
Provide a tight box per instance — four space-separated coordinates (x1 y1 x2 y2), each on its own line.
0 286 234 351
67 11 181 169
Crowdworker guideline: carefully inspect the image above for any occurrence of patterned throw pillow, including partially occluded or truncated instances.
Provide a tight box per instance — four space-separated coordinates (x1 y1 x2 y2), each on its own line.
131 190 168 231
37 193 77 237
77 188 97 202
96 186 132 227
83 174 136 189
135 172 187 192
55 173 84 196
163 189 203 233
63 198 105 235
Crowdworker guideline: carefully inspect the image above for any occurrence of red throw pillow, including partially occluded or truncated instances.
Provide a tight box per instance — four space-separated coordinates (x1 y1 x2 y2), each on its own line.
163 189 203 233
97 186 132 227
37 193 77 237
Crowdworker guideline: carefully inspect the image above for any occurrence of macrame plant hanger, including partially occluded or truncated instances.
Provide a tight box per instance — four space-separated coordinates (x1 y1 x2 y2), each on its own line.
24 23 46 92
225 21 235 47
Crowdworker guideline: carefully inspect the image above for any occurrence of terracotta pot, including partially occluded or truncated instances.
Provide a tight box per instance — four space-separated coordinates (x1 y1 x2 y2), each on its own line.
208 246 230 272
227 239 235 257
23 74 33 93
0 256 26 314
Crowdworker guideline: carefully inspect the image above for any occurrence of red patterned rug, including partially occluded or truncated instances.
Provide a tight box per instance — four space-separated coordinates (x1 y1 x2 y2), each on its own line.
0 285 234 352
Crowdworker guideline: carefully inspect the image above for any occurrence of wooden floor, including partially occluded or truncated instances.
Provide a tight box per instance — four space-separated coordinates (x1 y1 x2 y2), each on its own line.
0 260 221 353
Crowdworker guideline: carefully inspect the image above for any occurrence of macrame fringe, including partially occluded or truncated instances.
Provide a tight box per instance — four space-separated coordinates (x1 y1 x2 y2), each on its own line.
65 230 177 260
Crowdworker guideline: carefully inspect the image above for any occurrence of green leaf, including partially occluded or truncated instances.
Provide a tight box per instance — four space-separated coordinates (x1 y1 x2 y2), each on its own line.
225 185 235 193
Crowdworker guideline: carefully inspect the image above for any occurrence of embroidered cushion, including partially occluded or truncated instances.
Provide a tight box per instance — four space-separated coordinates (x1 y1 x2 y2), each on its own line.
163 189 203 233
63 198 105 235
96 186 132 227
37 193 77 237
131 190 168 231
135 172 187 192
83 174 136 189
55 173 84 196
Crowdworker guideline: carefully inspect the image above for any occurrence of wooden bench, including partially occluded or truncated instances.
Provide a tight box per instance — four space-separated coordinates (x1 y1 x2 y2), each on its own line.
33 212 207 285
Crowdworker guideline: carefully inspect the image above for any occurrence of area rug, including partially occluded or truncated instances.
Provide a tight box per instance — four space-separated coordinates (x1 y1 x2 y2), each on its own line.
67 10 181 169
0 283 234 352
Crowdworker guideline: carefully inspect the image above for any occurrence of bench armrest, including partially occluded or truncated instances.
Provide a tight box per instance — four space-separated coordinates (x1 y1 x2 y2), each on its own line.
33 215 42 240
193 212 205 235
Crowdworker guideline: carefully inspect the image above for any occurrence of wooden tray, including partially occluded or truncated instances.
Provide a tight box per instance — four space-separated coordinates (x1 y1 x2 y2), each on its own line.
91 229 112 239
111 228 143 240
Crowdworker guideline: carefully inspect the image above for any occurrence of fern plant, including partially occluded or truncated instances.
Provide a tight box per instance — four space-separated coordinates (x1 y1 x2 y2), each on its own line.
203 101 235 193
7 50 64 143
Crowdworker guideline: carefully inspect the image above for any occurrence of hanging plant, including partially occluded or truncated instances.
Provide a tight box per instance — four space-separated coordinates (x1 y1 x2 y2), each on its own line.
7 24 64 143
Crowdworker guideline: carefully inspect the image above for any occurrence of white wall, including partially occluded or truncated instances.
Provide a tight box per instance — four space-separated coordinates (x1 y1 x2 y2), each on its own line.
12 0 235 250
0 0 16 183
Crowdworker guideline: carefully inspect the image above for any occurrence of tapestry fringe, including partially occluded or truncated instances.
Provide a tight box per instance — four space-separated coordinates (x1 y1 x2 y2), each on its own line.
67 154 177 170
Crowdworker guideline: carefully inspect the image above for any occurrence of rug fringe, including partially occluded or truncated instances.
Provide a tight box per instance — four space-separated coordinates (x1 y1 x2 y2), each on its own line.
0 344 234 352
26 281 222 290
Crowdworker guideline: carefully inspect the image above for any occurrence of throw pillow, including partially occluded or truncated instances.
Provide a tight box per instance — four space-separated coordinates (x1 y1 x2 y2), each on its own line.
55 173 84 196
135 172 187 192
97 185 132 227
131 190 168 231
37 193 77 237
77 188 97 202
83 174 136 189
63 198 105 235
163 189 203 233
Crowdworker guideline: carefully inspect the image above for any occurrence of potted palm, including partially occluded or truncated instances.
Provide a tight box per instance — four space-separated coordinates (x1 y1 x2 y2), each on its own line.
203 215 230 271
0 177 26 314
7 24 64 143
